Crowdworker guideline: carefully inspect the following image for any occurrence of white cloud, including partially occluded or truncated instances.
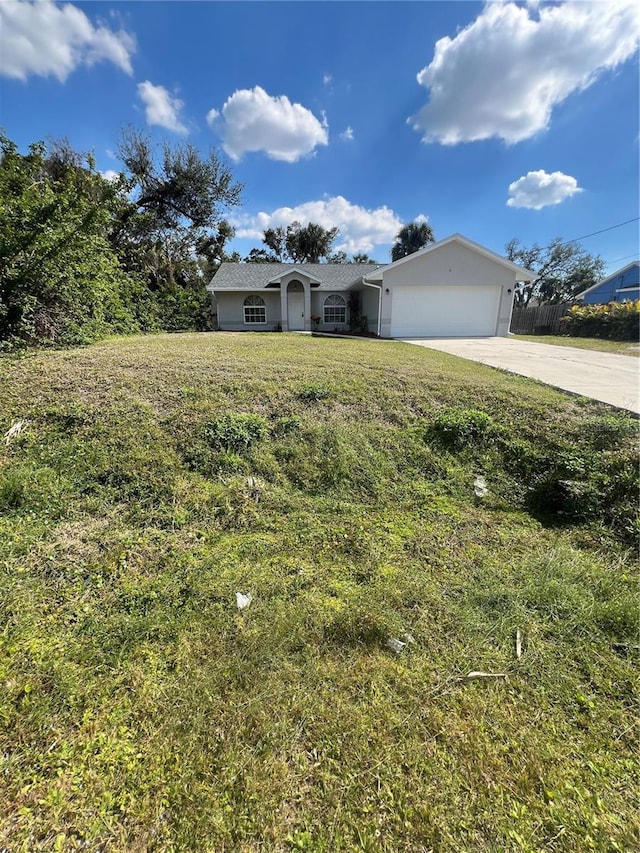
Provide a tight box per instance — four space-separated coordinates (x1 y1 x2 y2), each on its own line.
340 126 354 142
137 81 187 134
99 169 120 182
206 86 328 162
0 0 135 81
323 73 333 85
231 196 408 255
410 0 640 145
507 170 583 209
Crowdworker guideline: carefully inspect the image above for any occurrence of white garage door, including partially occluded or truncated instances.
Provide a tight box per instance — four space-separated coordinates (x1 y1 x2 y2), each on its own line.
390 285 502 338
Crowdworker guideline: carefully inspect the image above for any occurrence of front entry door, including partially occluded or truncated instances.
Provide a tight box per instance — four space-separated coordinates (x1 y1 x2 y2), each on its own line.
287 291 305 330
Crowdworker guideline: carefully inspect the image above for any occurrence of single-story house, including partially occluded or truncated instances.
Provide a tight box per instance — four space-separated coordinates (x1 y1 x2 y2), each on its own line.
576 261 640 305
208 233 536 338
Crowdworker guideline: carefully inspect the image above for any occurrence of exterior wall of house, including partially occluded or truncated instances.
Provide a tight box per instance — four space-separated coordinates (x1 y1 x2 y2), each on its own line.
581 263 640 304
213 289 355 332
215 291 282 331
360 285 381 333
377 242 516 338
310 291 350 332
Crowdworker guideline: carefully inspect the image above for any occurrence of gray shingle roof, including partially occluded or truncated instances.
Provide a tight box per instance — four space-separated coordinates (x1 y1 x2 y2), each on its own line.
208 262 383 291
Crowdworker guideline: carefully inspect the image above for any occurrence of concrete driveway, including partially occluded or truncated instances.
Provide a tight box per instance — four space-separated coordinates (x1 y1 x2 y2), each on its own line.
403 337 640 414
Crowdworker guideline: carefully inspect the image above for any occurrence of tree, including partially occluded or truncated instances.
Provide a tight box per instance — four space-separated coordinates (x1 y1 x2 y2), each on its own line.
0 133 146 347
285 221 339 263
244 248 278 264
247 221 340 264
113 128 241 276
196 219 239 278
353 252 377 264
506 237 605 306
112 128 243 327
116 128 242 234
391 221 434 262
262 226 287 261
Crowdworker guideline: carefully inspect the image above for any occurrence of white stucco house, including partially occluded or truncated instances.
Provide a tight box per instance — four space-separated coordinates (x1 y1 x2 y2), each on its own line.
207 233 536 338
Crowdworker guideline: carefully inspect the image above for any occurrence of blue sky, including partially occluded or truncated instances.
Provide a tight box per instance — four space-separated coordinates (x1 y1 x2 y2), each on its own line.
1 0 639 271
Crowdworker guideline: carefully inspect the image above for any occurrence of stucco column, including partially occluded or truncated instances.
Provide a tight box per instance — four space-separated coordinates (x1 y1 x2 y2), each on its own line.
304 282 311 331
280 285 288 331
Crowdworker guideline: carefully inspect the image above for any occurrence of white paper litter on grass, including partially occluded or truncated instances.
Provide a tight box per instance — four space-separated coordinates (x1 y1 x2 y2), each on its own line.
4 420 26 446
385 637 407 654
236 592 252 610
473 476 488 498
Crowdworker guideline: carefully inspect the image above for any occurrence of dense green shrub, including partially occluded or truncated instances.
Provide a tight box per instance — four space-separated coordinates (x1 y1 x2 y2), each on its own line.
518 441 639 538
561 301 640 340
271 415 301 437
203 413 269 451
586 415 638 450
428 409 496 450
526 476 601 522
297 385 331 403
155 282 214 333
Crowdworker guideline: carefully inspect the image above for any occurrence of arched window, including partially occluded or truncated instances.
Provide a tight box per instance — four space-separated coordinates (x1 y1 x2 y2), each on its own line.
244 294 266 324
324 294 346 325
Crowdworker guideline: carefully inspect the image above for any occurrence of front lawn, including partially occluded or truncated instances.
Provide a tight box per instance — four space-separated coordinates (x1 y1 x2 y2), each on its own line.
1 332 638 852
512 334 640 356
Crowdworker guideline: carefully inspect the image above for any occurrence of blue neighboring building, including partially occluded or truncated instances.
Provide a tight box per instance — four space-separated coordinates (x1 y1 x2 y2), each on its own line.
578 261 640 304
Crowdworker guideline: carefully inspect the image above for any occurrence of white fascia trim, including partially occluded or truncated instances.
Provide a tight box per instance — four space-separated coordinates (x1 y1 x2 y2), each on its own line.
365 233 536 282
208 287 276 293
267 267 322 284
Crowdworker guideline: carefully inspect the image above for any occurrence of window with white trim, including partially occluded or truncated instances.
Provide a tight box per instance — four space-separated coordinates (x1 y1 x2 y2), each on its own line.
243 294 267 324
323 294 346 325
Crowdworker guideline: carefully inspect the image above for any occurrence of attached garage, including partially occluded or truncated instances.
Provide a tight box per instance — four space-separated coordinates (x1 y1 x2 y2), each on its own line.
389 285 502 338
364 233 535 339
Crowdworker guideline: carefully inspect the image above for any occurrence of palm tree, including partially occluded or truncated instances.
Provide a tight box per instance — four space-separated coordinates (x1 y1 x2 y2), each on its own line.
285 221 339 263
391 222 435 262
352 252 377 264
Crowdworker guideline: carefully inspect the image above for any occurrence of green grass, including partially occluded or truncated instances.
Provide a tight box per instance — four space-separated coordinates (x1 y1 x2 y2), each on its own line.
0 332 638 852
513 334 640 356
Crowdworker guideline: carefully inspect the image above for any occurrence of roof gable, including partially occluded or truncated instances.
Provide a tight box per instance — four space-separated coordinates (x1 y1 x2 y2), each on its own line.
365 233 536 282
577 261 640 299
267 266 321 284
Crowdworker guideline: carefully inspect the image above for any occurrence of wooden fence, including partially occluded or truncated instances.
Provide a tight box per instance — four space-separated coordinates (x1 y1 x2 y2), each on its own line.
510 303 571 335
